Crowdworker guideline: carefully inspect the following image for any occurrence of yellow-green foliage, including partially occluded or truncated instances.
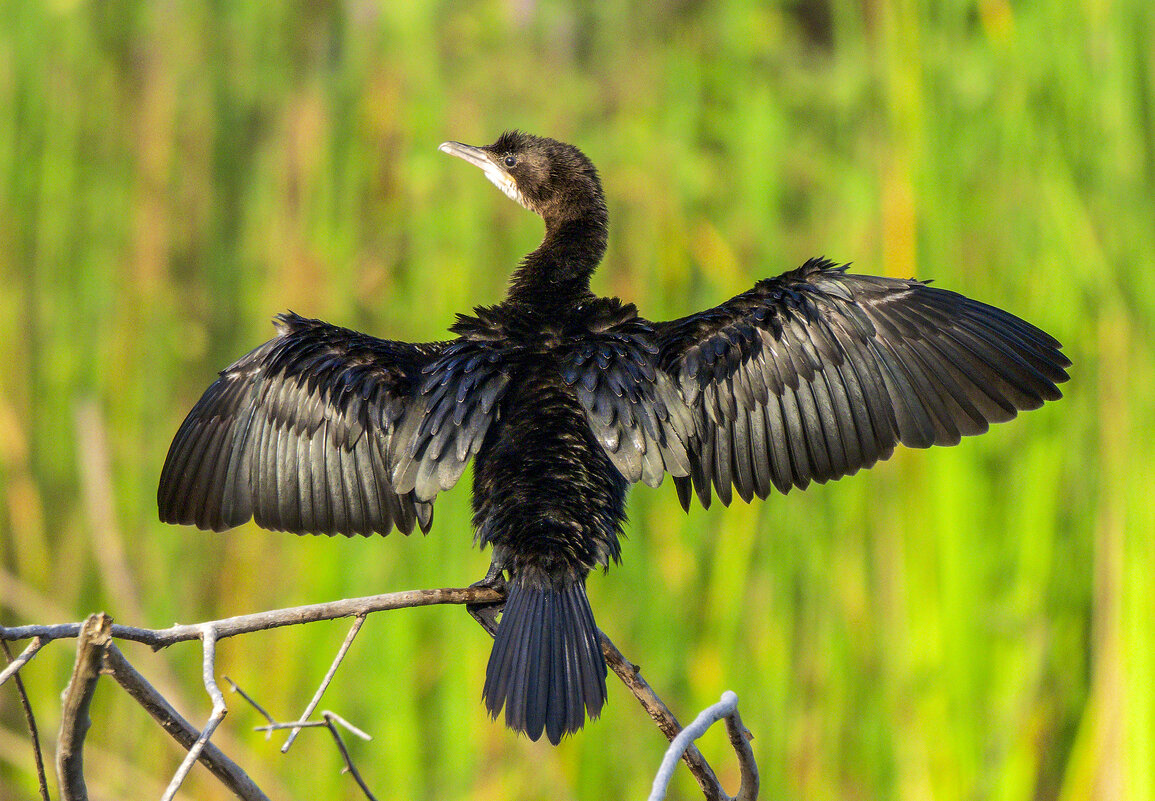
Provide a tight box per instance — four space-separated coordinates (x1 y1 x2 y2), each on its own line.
0 1 1150 799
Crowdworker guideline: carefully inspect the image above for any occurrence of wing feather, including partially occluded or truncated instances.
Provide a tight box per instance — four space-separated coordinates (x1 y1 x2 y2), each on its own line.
655 258 1069 508
391 337 514 501
158 313 441 536
561 306 694 488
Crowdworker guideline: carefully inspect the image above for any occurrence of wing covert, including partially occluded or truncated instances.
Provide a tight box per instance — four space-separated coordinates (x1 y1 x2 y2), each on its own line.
391 337 515 501
559 304 695 488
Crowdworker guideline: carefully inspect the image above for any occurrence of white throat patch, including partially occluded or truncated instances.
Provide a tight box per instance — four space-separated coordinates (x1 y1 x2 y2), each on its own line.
481 162 531 210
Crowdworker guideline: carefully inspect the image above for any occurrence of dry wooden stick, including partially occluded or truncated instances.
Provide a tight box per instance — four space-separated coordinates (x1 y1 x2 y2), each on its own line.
1 586 504 650
600 633 727 801
232 675 378 801
646 691 759 801
104 645 268 801
160 626 228 801
282 614 366 752
3 584 759 801
57 613 112 801
0 636 45 687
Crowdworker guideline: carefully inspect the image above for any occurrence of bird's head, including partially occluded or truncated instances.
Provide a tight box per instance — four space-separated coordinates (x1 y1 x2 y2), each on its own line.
439 131 605 229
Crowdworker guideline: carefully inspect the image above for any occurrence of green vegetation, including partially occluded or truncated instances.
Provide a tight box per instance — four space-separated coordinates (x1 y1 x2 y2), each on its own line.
1 1 1150 799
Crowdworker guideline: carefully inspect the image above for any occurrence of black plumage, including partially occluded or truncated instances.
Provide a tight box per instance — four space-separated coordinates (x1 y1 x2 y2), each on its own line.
158 131 1070 744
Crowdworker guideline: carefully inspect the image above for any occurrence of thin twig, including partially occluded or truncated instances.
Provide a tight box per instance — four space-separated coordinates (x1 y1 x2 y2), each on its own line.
230 676 371 742
723 702 758 801
282 614 366 752
6 583 757 801
104 646 268 801
0 636 45 687
255 714 371 742
161 626 228 801
601 633 724 801
322 712 378 801
319 711 371 741
224 676 277 735
3 639 50 801
229 675 378 800
57 613 112 801
103 650 265 798
255 720 327 733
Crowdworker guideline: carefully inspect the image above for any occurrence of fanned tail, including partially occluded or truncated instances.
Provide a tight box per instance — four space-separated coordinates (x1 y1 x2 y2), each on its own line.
482 577 607 745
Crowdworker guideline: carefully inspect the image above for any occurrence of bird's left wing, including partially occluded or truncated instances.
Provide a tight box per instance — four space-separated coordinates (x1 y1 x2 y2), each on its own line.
158 312 443 536
654 258 1070 509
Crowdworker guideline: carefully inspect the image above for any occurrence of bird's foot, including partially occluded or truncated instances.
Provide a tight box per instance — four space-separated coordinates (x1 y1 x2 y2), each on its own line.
467 565 508 638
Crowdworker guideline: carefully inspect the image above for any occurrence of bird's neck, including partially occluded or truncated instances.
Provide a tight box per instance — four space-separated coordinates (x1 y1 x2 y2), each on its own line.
507 214 607 313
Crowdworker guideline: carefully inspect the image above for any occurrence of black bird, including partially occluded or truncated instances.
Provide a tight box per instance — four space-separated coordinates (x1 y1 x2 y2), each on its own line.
158 131 1069 745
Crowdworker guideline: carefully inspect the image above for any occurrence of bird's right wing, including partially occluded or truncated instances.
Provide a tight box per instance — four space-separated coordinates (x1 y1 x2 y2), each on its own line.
158 312 444 536
654 258 1070 509
390 336 514 501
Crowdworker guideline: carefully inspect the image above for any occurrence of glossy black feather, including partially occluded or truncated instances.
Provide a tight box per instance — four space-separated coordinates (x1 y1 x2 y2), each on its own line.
560 300 693 488
484 579 606 745
655 258 1070 506
391 336 514 501
158 313 439 536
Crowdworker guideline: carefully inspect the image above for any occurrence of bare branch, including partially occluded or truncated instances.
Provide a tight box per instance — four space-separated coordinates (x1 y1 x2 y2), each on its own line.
723 701 758 801
224 676 277 735
1 586 504 649
57 613 112 801
322 713 378 801
254 720 326 733
255 713 371 742
229 674 378 800
319 711 371 742
282 614 366 752
104 647 268 801
2 639 50 801
647 691 730 801
1 623 84 643
601 634 723 801
641 691 759 801
8 583 756 801
161 626 228 801
0 636 45 688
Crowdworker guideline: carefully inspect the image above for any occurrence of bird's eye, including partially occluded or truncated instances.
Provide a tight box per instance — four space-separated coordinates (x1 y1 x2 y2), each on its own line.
504 155 517 167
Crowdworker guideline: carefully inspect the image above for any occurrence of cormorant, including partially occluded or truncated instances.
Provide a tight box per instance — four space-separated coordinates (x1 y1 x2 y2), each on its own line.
158 131 1070 745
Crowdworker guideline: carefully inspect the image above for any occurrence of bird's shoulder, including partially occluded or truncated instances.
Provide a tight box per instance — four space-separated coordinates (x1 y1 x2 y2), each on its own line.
449 296 655 352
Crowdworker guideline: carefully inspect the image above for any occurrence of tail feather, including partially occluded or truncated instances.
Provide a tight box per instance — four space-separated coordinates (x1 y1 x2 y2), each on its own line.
483 579 607 744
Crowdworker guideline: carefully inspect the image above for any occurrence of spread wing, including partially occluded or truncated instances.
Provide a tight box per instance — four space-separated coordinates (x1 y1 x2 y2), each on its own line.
655 258 1071 509
158 312 442 536
559 303 695 488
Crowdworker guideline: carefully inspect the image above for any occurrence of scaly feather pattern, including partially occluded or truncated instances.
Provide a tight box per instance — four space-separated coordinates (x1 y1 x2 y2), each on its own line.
559 300 695 488
392 334 516 502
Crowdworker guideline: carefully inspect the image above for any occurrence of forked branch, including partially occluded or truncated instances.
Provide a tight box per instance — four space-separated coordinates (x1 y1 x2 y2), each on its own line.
2 586 759 800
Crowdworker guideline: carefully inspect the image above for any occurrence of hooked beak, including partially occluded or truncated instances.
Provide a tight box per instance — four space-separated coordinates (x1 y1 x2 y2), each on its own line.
439 140 527 208
438 141 492 170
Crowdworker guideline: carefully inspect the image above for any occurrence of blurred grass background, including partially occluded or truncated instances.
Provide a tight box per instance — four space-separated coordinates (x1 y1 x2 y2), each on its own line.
0 0 1151 799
